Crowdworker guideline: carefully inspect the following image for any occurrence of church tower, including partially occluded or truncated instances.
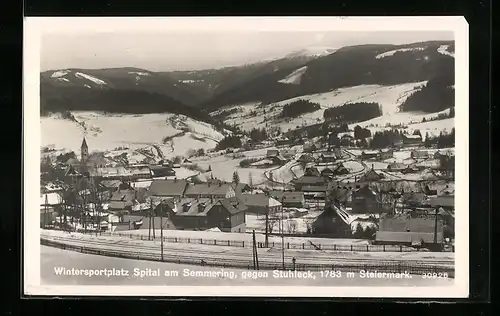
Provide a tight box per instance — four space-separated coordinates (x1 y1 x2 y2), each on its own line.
81 137 89 164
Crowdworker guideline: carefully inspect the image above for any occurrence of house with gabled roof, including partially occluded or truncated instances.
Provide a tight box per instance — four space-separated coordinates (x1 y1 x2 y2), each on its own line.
240 193 282 215
304 166 321 177
386 162 407 172
360 150 379 160
298 153 314 163
411 150 429 159
171 197 246 233
184 182 236 199
375 215 444 248
149 179 188 201
269 191 306 208
379 148 394 160
292 175 328 191
359 168 384 182
402 134 423 145
333 163 349 175
351 185 382 214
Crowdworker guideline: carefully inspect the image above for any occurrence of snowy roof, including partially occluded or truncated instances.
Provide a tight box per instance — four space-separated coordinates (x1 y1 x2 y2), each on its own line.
240 193 281 208
424 196 454 208
175 198 242 216
185 183 233 197
269 191 304 202
149 179 188 196
404 134 422 139
100 180 122 188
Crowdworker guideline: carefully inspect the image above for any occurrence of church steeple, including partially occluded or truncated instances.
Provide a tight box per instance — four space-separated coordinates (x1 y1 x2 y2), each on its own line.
81 137 89 163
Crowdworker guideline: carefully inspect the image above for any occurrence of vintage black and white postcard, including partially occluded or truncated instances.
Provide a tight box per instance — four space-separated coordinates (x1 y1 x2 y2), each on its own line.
24 17 469 297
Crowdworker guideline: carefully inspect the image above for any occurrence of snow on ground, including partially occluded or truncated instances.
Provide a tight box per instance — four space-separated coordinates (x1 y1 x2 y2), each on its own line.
278 66 308 84
437 45 455 58
192 148 274 185
71 228 371 246
41 245 452 286
41 112 224 159
405 118 455 137
51 70 70 78
218 81 427 133
246 209 324 235
74 72 107 85
128 71 150 76
285 47 337 58
375 47 425 59
57 77 70 83
349 108 452 131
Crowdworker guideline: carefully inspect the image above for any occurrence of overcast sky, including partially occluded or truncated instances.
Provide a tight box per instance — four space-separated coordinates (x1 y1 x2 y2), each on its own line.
41 31 453 72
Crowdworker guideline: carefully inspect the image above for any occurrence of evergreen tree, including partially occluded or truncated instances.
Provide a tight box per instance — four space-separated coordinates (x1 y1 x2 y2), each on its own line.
232 171 240 184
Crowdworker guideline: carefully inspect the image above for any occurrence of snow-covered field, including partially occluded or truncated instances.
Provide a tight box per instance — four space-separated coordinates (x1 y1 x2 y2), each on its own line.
41 111 225 160
375 47 425 59
278 66 308 84
216 81 429 133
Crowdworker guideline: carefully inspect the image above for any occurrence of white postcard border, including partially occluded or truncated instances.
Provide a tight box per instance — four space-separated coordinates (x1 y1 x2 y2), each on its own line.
23 16 469 298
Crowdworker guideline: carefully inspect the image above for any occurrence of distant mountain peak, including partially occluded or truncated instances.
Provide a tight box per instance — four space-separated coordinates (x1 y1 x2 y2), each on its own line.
284 47 338 59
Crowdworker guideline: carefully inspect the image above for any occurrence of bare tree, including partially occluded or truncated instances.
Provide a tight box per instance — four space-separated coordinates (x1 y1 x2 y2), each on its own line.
287 219 298 234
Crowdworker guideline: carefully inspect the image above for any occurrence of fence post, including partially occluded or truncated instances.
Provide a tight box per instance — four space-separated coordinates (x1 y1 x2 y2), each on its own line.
175 237 178 243
366 245 369 252
214 239 217 245
334 244 337 251
201 238 203 244
302 243 304 249
188 238 190 243
228 240 230 246
383 245 386 252
287 242 290 249
242 241 245 247
273 242 275 247
350 245 353 251
400 245 402 252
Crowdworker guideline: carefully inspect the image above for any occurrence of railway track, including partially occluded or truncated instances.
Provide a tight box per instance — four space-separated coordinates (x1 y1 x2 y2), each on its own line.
41 234 454 268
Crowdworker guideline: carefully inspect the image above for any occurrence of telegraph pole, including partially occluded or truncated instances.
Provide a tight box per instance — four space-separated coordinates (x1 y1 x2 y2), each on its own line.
44 194 48 229
265 200 269 248
252 230 259 270
281 179 285 270
433 207 438 245
160 201 164 261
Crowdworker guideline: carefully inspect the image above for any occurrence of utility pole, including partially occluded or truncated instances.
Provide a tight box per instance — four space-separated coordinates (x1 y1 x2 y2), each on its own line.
433 207 438 245
252 230 259 270
148 199 152 240
160 201 164 261
281 179 285 270
44 194 48 229
265 199 269 248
